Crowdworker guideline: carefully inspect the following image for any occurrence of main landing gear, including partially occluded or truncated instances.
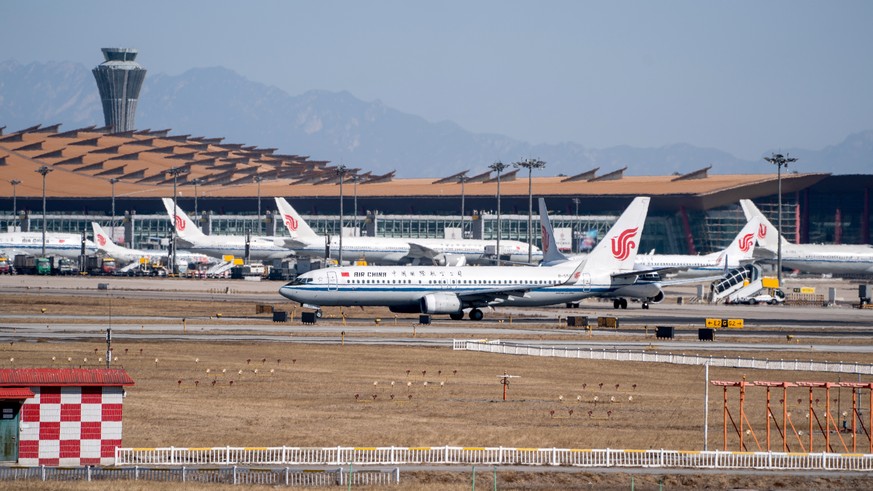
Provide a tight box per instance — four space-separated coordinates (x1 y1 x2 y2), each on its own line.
612 299 628 309
448 308 484 321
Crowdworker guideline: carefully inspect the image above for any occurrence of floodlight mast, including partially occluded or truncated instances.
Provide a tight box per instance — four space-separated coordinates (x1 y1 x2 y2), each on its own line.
457 174 469 238
36 166 53 257
514 158 546 263
10 179 21 230
763 153 797 287
335 165 349 265
166 166 188 275
488 161 507 265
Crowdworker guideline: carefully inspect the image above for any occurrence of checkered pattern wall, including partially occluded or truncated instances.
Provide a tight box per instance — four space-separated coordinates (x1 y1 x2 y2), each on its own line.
18 386 124 466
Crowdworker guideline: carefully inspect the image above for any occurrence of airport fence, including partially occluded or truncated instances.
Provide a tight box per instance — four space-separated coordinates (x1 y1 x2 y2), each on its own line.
0 465 399 486
452 340 873 375
113 446 873 471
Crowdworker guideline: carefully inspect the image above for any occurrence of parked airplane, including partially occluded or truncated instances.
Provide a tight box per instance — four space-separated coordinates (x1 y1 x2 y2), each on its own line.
740 199 873 275
0 232 96 258
161 198 292 261
279 196 654 320
274 197 541 265
633 216 761 278
91 222 214 269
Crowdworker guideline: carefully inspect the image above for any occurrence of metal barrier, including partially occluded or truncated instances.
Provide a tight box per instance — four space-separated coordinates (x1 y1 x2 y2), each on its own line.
453 340 873 375
0 465 399 486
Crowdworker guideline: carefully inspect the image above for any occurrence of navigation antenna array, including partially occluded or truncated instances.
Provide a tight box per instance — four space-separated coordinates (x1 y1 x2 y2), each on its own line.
498 372 520 401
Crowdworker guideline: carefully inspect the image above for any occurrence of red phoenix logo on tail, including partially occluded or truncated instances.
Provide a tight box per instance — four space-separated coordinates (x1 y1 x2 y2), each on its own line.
174 215 186 231
758 223 767 239
284 214 298 231
96 234 106 247
738 233 754 253
541 225 549 254
610 227 639 261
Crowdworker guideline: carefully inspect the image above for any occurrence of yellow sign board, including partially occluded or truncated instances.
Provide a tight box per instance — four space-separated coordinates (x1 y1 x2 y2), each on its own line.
800 287 815 294
705 318 744 329
761 277 779 289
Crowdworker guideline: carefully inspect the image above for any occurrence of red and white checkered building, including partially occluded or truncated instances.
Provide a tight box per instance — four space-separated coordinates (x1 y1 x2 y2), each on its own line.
0 368 134 466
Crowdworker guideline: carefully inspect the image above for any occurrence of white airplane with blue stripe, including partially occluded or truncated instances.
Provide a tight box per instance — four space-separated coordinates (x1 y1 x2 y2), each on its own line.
279 196 653 320
0 232 96 258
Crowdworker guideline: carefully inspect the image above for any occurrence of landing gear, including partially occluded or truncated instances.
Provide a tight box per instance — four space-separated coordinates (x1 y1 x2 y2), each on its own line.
642 302 649 310
315 309 323 318
613 299 628 309
449 311 464 321
469 308 484 321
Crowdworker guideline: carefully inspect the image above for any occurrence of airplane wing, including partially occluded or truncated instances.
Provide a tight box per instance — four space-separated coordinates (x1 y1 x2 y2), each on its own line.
456 285 540 307
406 242 440 260
278 237 315 250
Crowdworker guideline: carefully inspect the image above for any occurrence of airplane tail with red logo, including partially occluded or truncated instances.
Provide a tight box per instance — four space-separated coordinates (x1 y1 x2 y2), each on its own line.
274 197 321 240
91 222 127 256
161 198 207 241
581 197 650 275
713 216 760 265
739 199 790 251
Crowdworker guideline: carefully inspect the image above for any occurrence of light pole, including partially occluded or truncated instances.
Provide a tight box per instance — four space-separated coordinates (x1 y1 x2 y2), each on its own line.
10 179 21 231
254 175 263 236
764 153 797 287
488 161 507 265
514 158 546 263
457 174 469 239
190 178 203 222
335 165 349 265
572 197 581 253
109 178 119 233
36 166 53 257
352 175 359 233
166 166 187 275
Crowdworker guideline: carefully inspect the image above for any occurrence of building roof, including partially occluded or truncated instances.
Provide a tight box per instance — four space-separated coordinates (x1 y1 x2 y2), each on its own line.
0 368 134 387
0 123 830 211
0 387 35 399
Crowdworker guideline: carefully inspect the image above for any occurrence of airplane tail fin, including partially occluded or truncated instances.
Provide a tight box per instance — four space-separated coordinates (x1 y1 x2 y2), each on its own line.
274 197 321 240
718 216 760 263
583 196 650 273
91 222 126 255
538 198 569 265
739 199 788 250
161 198 206 240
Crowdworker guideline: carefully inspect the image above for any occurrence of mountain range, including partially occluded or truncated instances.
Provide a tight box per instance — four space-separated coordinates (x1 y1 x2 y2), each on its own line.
1 59 871 178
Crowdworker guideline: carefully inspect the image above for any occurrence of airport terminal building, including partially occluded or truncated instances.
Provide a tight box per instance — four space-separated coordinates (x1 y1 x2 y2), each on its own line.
1 123 871 256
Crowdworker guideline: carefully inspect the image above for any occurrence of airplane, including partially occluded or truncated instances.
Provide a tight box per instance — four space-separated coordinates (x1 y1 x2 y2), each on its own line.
0 232 96 259
633 216 761 278
161 198 292 261
274 197 542 265
740 199 873 275
91 222 215 269
279 196 655 320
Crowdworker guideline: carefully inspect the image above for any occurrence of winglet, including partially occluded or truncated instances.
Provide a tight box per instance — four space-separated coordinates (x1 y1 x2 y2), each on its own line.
274 197 321 239
538 197 569 265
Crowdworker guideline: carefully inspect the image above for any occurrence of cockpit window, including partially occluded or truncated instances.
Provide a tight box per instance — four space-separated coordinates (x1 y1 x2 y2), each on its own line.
289 277 314 285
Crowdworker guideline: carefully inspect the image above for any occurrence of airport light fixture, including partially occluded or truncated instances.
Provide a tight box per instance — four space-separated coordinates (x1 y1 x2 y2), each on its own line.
109 178 119 231
166 166 188 275
36 166 53 257
572 197 581 253
190 178 203 220
514 158 546 263
254 175 264 236
488 161 508 265
763 152 797 287
457 174 469 238
335 165 349 265
10 179 21 230
352 175 359 232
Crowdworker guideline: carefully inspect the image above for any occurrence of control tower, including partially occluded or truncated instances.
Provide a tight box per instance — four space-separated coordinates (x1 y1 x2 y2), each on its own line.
92 48 147 133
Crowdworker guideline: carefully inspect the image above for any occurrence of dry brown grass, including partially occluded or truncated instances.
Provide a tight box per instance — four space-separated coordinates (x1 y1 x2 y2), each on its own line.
3 288 873 489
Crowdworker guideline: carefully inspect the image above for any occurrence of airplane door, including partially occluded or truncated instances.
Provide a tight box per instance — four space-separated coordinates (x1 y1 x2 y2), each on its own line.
581 273 591 293
327 271 338 291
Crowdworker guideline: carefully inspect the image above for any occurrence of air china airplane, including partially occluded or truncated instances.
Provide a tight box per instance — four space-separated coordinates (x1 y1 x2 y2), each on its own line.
740 199 873 275
91 222 214 268
161 198 292 261
633 216 761 278
279 196 654 320
0 232 96 258
274 197 542 265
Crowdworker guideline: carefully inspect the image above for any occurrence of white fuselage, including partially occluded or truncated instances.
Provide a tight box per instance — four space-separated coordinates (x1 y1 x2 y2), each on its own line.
634 252 729 278
0 232 96 258
179 235 291 261
777 244 873 274
279 264 658 311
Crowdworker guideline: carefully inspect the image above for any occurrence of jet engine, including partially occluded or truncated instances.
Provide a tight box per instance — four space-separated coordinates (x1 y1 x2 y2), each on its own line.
647 289 665 304
420 293 463 314
432 254 467 267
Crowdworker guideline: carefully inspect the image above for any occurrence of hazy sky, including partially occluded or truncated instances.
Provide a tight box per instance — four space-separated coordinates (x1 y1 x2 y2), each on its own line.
2 1 872 160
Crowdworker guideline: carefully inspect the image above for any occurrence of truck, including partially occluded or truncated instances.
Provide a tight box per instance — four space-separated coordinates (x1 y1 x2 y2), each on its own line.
85 255 117 276
0 256 10 274
734 288 785 305
56 257 80 275
13 254 52 275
